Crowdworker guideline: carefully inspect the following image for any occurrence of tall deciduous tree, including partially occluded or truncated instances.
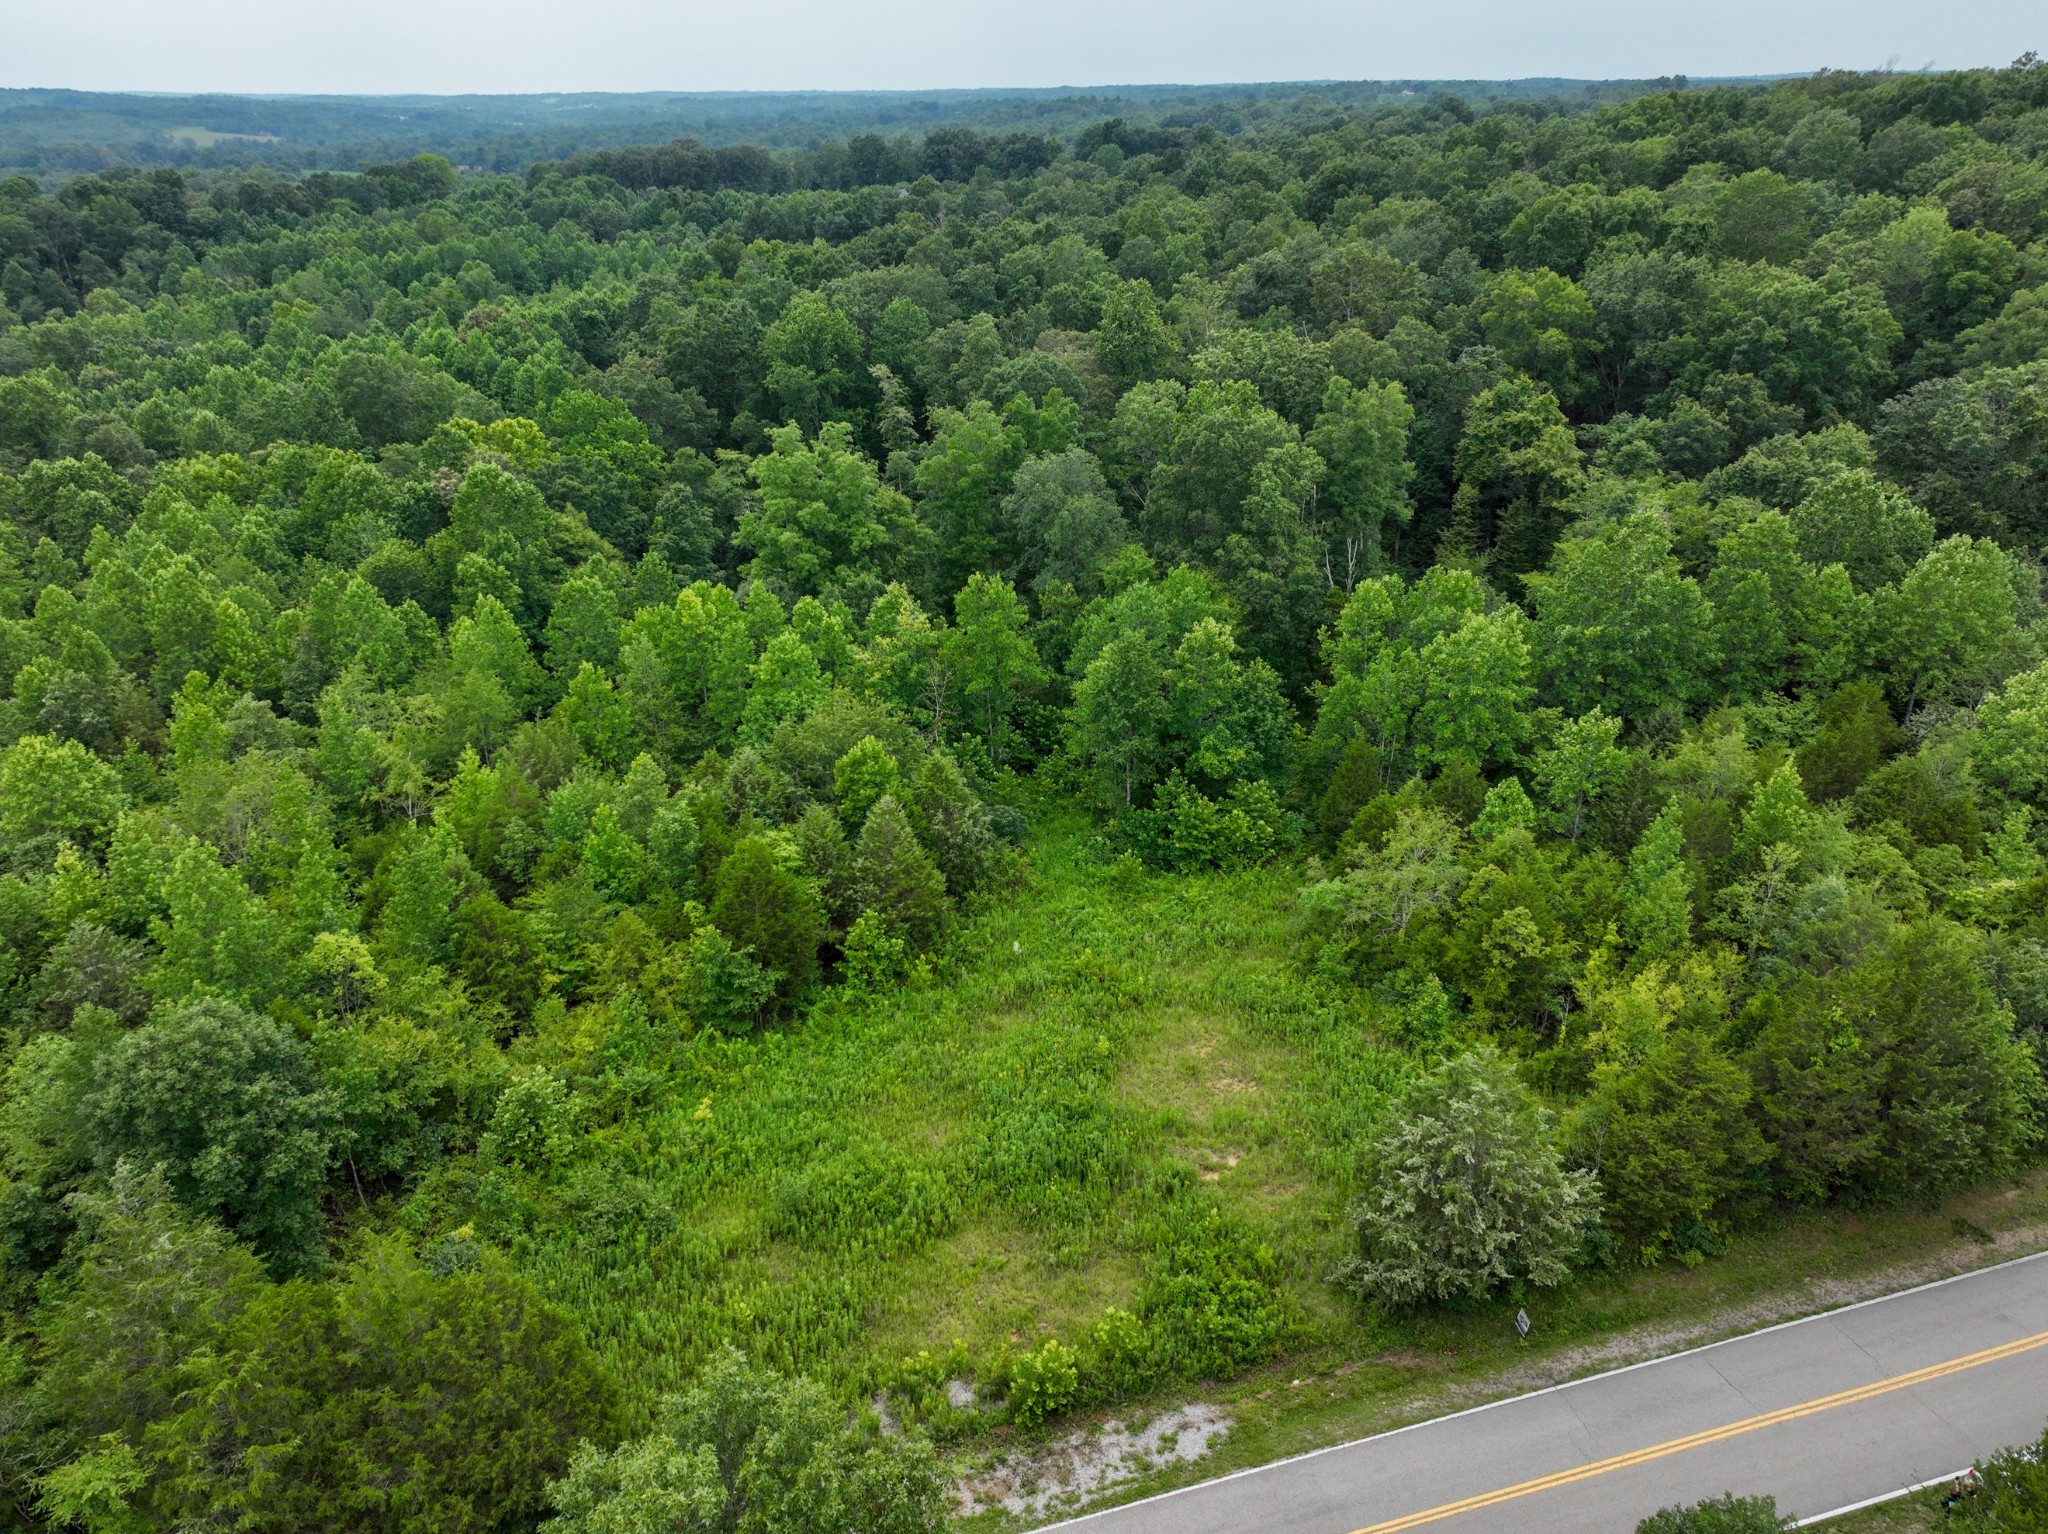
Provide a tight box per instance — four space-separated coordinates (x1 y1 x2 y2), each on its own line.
739 423 918 604
943 572 1045 767
1447 375 1584 581
1307 376 1414 586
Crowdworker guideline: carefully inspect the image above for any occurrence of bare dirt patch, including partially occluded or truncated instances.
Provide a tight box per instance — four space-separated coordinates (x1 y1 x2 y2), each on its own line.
956 1403 1231 1523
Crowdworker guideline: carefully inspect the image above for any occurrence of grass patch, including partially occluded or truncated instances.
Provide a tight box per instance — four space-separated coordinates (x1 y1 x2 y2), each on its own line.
1810 1486 1946 1530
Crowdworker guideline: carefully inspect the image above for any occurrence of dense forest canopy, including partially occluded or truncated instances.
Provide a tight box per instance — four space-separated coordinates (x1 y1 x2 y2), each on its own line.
0 75 1703 182
2 55 2048 1532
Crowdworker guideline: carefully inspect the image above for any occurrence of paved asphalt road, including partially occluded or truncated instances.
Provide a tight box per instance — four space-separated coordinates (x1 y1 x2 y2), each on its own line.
1042 1252 2048 1533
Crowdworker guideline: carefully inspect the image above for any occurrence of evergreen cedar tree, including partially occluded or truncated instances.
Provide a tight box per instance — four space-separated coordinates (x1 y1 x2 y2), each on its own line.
3 56 2048 1528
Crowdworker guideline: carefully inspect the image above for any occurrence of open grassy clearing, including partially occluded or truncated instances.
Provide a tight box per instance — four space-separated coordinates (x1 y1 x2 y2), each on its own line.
485 809 1381 1424
465 808 2048 1522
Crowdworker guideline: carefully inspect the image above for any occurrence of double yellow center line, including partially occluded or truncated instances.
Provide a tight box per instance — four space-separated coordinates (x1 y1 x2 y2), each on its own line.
1346 1328 2048 1534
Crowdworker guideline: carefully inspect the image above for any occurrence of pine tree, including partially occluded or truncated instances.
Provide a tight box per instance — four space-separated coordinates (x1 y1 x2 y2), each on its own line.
851 794 949 951
908 750 996 899
708 835 821 1010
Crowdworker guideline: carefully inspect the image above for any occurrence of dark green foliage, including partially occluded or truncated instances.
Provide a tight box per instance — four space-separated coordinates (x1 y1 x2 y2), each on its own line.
1850 743 1984 852
34 1166 266 1449
548 1348 945 1534
708 836 822 1009
149 1240 615 1533
80 999 337 1272
1747 922 2039 1205
1580 1033 1764 1253
1795 682 1904 802
1316 737 1383 848
849 795 949 951
1636 1493 1789 1534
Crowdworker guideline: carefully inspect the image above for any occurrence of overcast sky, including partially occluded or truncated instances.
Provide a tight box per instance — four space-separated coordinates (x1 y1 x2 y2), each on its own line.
3 0 2039 96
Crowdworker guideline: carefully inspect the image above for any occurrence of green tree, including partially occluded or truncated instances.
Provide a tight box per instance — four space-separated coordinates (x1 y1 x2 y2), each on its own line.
433 462 558 628
708 836 822 1011
1747 921 2040 1205
449 592 548 714
670 927 780 1036
1678 262 1900 422
1338 1049 1597 1308
1788 469 1934 592
1528 512 1715 723
151 1240 614 1533
1409 609 1534 774
1796 681 1905 803
582 803 647 902
943 573 1045 767
555 661 635 770
1002 448 1131 596
376 827 464 967
1975 659 2048 808
547 1348 944 1534
81 998 336 1271
35 1165 266 1449
1302 805 1467 943
914 395 1075 598
1580 1031 1763 1251
850 794 949 951
1712 170 1811 264
1072 629 1168 809
739 629 826 746
542 566 624 680
1874 536 2034 711
1479 268 1596 406
1307 377 1414 587
1117 377 1327 684
1095 278 1176 390
832 735 902 831
0 734 125 867
1473 776 1537 839
1620 805 1693 963
1161 616 1292 795
761 293 868 434
152 842 286 1005
739 423 917 604
907 750 997 900
1705 509 1866 700
1535 711 1629 842
1447 376 1585 581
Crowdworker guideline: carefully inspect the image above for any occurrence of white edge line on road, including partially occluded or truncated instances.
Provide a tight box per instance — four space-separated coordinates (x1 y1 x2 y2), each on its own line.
1790 1468 1968 1527
1033 1247 2048 1531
